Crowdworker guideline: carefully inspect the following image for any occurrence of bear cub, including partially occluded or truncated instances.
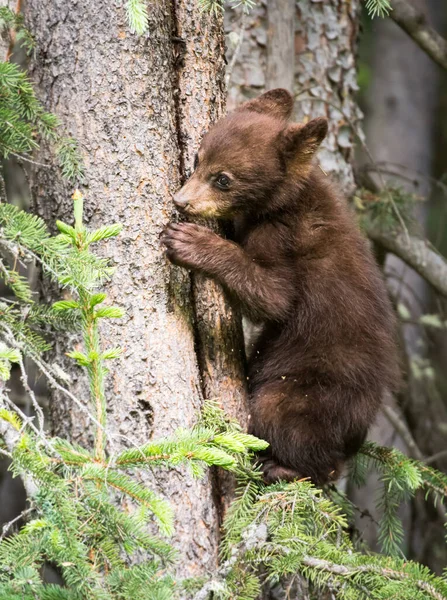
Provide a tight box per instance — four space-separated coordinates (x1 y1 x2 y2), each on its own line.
162 89 399 485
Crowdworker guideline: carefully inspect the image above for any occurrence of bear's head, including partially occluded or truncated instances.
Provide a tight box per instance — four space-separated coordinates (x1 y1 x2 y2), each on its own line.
173 88 328 219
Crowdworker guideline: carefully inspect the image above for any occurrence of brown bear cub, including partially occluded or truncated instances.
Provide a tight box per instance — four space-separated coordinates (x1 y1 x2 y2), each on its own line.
162 89 399 485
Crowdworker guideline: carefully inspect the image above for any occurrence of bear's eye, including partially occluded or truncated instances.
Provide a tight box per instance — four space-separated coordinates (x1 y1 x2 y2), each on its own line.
193 153 199 170
215 174 231 189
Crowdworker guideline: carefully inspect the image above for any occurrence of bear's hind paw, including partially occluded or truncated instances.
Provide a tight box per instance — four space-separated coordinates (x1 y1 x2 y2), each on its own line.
260 460 305 485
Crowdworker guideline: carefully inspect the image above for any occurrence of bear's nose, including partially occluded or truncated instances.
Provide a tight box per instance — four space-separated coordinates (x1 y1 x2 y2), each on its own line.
173 192 189 210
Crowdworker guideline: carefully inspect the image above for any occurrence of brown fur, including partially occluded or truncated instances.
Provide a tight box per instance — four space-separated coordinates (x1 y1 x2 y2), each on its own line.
161 89 400 485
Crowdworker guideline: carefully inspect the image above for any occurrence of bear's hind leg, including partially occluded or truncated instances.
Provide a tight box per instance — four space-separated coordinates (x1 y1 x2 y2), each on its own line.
250 380 347 485
260 459 304 484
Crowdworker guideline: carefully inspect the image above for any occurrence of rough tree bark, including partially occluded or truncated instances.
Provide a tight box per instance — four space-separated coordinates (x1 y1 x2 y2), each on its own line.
24 0 247 580
266 0 295 91
226 0 362 195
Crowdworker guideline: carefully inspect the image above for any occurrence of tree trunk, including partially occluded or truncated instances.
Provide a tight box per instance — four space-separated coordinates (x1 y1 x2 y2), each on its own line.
24 0 247 580
266 0 295 92
226 0 361 194
293 0 361 195
352 1 446 569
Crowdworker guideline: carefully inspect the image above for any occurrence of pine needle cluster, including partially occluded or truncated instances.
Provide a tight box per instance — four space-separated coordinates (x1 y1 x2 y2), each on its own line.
197 0 256 16
365 0 393 19
354 186 418 231
0 194 269 599
198 445 447 600
353 442 447 556
125 0 149 35
0 7 34 57
1 3 446 599
0 7 83 183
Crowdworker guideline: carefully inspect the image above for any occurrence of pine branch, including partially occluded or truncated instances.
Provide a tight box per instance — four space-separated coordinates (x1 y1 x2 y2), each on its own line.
0 397 270 598
53 191 123 460
0 6 35 58
0 60 84 181
0 259 33 303
216 475 447 600
389 0 447 72
367 225 447 297
356 442 447 555
114 414 267 473
301 555 447 600
80 464 175 536
0 341 20 381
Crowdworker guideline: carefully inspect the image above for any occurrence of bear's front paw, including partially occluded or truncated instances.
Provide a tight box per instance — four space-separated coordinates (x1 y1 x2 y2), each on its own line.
161 222 216 270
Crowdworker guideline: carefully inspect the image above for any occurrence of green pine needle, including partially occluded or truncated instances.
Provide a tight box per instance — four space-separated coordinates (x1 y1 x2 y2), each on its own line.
56 137 85 183
365 0 393 19
126 0 149 35
198 0 257 15
0 7 35 54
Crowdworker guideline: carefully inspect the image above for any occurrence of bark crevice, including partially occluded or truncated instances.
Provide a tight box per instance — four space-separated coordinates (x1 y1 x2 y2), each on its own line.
172 0 249 526
171 0 187 184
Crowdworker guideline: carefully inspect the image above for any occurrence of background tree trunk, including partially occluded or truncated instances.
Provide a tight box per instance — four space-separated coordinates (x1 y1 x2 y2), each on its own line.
226 0 361 194
266 0 295 92
24 0 247 579
293 0 361 195
351 1 447 569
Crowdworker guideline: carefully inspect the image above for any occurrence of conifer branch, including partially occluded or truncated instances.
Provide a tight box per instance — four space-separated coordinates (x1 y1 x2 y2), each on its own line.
367 225 447 297
389 0 447 72
0 507 32 540
16 353 44 431
382 405 424 460
0 190 270 598
126 0 148 35
212 473 447 600
63 191 111 461
300 556 447 600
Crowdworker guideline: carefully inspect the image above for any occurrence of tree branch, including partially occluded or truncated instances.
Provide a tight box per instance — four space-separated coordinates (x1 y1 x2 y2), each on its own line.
0 382 37 498
301 556 447 600
390 0 447 72
367 225 447 297
382 405 424 460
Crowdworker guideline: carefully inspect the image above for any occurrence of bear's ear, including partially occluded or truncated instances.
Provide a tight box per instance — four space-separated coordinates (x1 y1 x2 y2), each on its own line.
240 88 294 120
282 117 328 162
